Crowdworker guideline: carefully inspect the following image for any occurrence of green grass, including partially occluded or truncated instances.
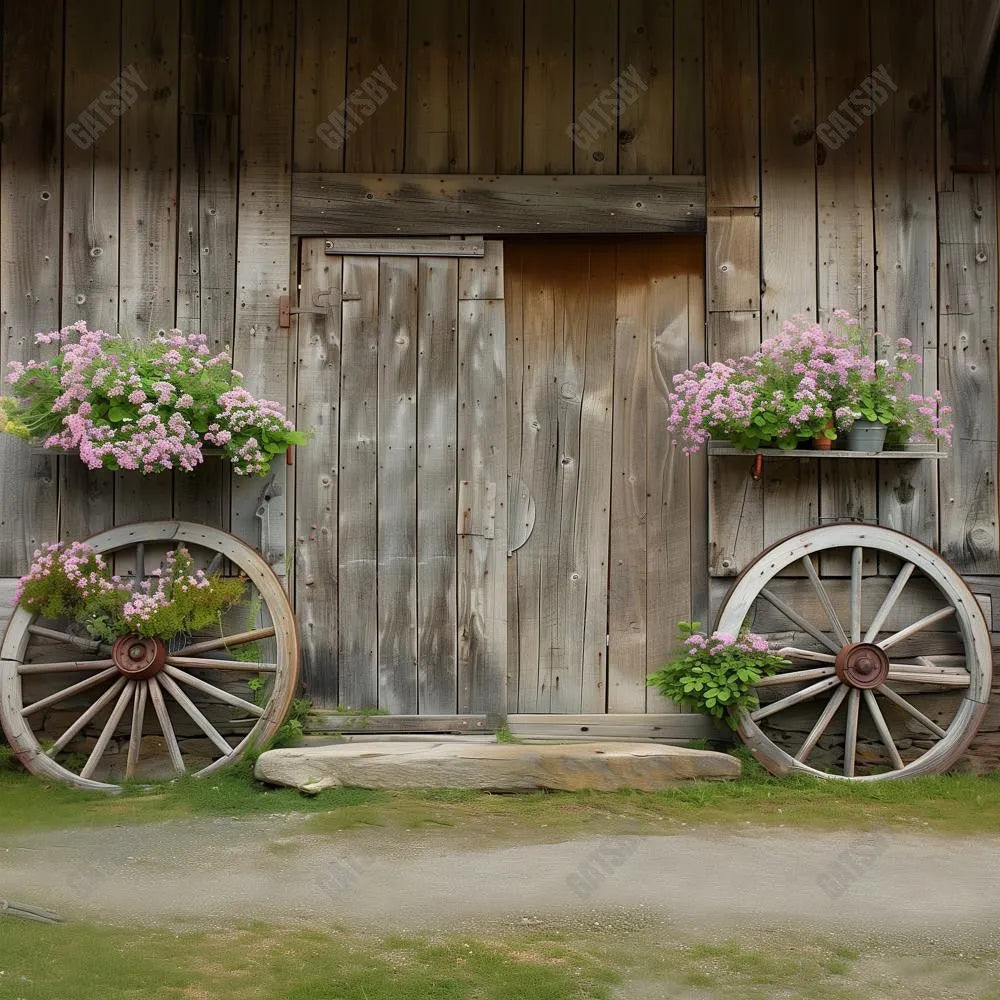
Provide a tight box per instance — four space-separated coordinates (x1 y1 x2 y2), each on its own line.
2 920 999 1000
2 751 1000 841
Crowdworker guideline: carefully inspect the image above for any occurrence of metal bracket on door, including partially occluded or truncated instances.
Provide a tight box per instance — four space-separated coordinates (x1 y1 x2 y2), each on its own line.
278 289 361 329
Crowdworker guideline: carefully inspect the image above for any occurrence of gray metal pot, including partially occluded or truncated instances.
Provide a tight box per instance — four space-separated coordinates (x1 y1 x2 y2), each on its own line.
846 419 888 452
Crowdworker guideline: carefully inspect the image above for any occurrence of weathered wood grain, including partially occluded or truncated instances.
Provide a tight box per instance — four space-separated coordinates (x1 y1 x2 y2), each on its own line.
673 0 704 175
231 0 294 564
574 0 620 175
468 0 523 173
294 242 342 707
704 0 759 207
0 0 62 575
294 0 347 173
707 210 760 313
417 257 459 714
406 0 469 173
344 0 406 173
938 174 999 574
523 0 574 174
377 256 419 714
174 0 239 528
618 0 673 175
293 173 706 236
457 241 507 714
59 0 121 542
338 256 380 710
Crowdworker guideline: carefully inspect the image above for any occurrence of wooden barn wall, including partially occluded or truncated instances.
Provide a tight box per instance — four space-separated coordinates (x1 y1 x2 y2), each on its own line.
1 1 999 730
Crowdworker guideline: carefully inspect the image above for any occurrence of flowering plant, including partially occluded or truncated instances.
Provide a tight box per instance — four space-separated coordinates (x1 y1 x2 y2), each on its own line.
667 312 952 453
646 621 789 727
14 542 245 644
0 321 308 475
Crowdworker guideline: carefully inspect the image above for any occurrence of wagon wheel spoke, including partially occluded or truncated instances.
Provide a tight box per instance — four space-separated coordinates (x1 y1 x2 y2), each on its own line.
758 588 842 655
800 554 849 646
173 627 277 658
79 681 135 780
885 666 970 687
18 658 115 676
755 666 836 687
849 547 864 643
206 551 224 576
26 626 111 656
862 688 905 771
776 647 836 664
21 667 119 717
843 688 861 777
125 682 149 781
47 677 129 755
157 672 236 757
165 655 277 672
863 562 916 642
795 684 850 763
877 606 956 651
876 683 947 739
147 675 185 774
134 542 144 583
750 675 842 723
162 664 265 718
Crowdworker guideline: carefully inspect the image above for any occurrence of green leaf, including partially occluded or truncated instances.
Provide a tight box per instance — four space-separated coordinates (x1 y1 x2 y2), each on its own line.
108 405 129 423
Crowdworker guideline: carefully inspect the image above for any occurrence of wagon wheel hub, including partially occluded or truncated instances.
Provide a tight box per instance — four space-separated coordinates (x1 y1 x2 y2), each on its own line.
834 642 889 689
112 635 167 680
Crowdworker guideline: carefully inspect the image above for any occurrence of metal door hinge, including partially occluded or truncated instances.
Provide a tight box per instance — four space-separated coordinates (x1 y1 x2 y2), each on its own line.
278 289 361 329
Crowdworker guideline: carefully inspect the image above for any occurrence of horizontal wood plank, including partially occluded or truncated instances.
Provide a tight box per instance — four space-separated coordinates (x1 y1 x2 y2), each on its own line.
305 713 495 733
293 173 706 234
324 236 485 256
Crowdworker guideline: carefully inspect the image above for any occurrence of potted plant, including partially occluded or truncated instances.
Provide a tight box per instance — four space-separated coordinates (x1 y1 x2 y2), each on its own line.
0 321 308 475
646 622 789 727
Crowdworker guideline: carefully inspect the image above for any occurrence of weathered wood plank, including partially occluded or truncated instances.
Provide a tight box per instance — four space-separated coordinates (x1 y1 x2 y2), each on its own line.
574 0 620 175
704 0 759 207
507 713 714 739
523 0 574 174
174 0 239 528
673 0 704 175
457 241 507 714
618 0 673 175
231 0 294 563
338 256 379 710
0 0 62 574
344 0 406 172
324 237 485 257
608 243 649 712
468 0 523 173
406 0 468 173
294 242 342 707
294 0 347 173
59 0 121 542
417 257 459 714
293 173 706 235
305 713 493 734
938 174 999 574
707 210 760 313
377 256 419 714
872 0 939 552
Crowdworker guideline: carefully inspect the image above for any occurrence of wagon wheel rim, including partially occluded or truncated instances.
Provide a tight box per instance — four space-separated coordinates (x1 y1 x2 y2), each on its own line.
716 525 991 781
0 521 299 792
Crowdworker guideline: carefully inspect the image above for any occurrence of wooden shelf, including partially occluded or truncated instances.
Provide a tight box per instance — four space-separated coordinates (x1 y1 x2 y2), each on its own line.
707 442 946 459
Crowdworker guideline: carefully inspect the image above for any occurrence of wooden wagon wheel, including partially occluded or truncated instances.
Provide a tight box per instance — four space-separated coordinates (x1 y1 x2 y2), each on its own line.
717 525 991 780
0 521 299 791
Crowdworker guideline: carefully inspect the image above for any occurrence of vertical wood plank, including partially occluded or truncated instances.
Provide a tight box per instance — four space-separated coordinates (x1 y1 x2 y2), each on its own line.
174 0 239 528
339 256 380 709
417 257 459 714
60 0 121 542
0 0 62 573
523 0 574 174
672 0 704 175
294 0 348 173
618 0 673 175
704 0 759 207
378 256 419 714
406 0 469 173
232 0 294 564
574 0 620 175
608 242 648 712
295 242 342 707
872 0 938 549
939 174 999 573
457 241 507 714
344 0 407 173
468 0 523 173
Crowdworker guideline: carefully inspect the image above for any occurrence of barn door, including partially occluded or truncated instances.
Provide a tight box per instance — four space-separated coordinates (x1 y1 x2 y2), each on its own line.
293 238 507 716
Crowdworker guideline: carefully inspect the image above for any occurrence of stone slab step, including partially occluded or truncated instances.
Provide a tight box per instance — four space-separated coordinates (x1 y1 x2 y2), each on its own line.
255 741 740 794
